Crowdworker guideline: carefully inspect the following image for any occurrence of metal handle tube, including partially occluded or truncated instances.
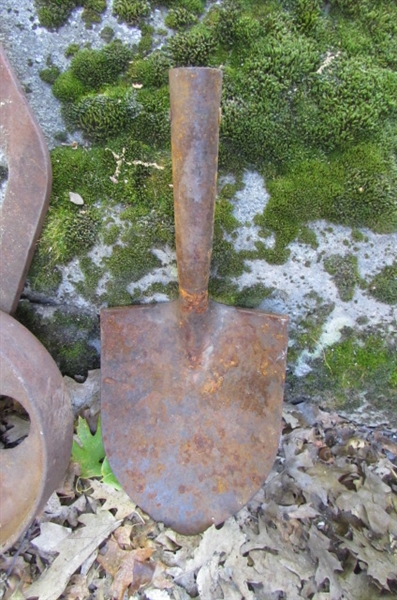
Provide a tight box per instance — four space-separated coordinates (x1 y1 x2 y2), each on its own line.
169 67 222 313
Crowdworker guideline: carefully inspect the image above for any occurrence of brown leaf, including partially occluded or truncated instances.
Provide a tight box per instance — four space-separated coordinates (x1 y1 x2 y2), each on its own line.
111 547 155 599
64 573 90 600
97 538 128 577
339 529 397 589
113 524 133 549
308 526 343 600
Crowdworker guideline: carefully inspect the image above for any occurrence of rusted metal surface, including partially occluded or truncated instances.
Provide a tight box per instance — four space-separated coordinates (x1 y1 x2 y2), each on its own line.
0 43 52 315
0 312 73 552
101 67 289 535
0 46 73 553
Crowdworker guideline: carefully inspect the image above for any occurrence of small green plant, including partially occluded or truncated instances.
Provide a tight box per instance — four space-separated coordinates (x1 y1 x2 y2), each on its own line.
72 417 121 488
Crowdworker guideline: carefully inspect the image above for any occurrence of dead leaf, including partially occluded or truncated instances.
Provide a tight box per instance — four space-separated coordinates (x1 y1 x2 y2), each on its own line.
308 526 343 600
90 480 137 520
339 528 397 589
2 414 30 444
186 519 246 573
42 492 87 527
113 524 133 549
97 538 127 577
111 547 155 598
31 522 71 554
64 573 90 600
336 465 397 536
25 511 119 600
69 191 84 205
250 550 303 599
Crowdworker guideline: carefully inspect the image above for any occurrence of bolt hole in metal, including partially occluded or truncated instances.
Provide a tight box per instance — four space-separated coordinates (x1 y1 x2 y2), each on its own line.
0 396 31 449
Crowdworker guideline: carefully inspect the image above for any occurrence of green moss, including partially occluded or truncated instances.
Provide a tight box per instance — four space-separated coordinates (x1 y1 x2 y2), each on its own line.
70 41 133 91
215 198 240 234
65 43 81 58
368 261 397 305
129 51 171 88
75 256 103 302
165 7 198 30
289 295 335 360
100 26 115 42
169 26 217 67
208 279 273 307
129 87 170 147
130 281 179 303
323 254 360 302
36 0 107 28
103 243 161 306
297 226 319 249
258 142 397 260
113 0 150 24
40 206 100 264
52 71 88 103
35 0 80 29
16 303 99 376
70 88 141 140
138 24 154 56
324 332 397 404
39 65 61 84
351 228 365 242
102 223 121 246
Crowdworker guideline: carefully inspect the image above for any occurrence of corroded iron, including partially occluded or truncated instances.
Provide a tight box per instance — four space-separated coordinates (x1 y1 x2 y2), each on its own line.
0 44 52 315
0 45 73 553
101 67 289 535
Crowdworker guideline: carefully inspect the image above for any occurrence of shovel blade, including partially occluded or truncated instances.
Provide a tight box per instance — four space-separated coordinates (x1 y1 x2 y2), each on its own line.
101 300 288 534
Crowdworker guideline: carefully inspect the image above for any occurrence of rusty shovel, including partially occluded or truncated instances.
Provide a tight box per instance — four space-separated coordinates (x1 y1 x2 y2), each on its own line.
101 67 288 534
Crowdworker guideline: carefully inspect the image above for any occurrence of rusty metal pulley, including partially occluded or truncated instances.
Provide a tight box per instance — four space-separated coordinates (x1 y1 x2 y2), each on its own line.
0 45 73 553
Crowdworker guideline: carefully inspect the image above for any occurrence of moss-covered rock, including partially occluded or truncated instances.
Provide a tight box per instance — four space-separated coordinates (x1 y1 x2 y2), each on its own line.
368 262 397 305
16 302 99 376
323 254 361 302
35 0 106 29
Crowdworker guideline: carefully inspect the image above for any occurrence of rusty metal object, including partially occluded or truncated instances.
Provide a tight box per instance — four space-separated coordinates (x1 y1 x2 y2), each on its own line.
0 45 73 553
101 67 289 535
0 312 73 552
0 44 52 315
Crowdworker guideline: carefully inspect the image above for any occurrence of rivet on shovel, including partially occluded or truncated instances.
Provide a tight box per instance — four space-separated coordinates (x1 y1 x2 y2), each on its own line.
0 45 73 552
101 67 289 535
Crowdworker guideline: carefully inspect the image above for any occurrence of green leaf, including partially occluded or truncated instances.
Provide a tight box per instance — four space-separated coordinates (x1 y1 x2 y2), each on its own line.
101 456 122 490
72 416 105 478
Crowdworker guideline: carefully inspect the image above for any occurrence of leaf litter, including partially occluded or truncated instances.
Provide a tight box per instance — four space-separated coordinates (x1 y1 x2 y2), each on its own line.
1 372 396 600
